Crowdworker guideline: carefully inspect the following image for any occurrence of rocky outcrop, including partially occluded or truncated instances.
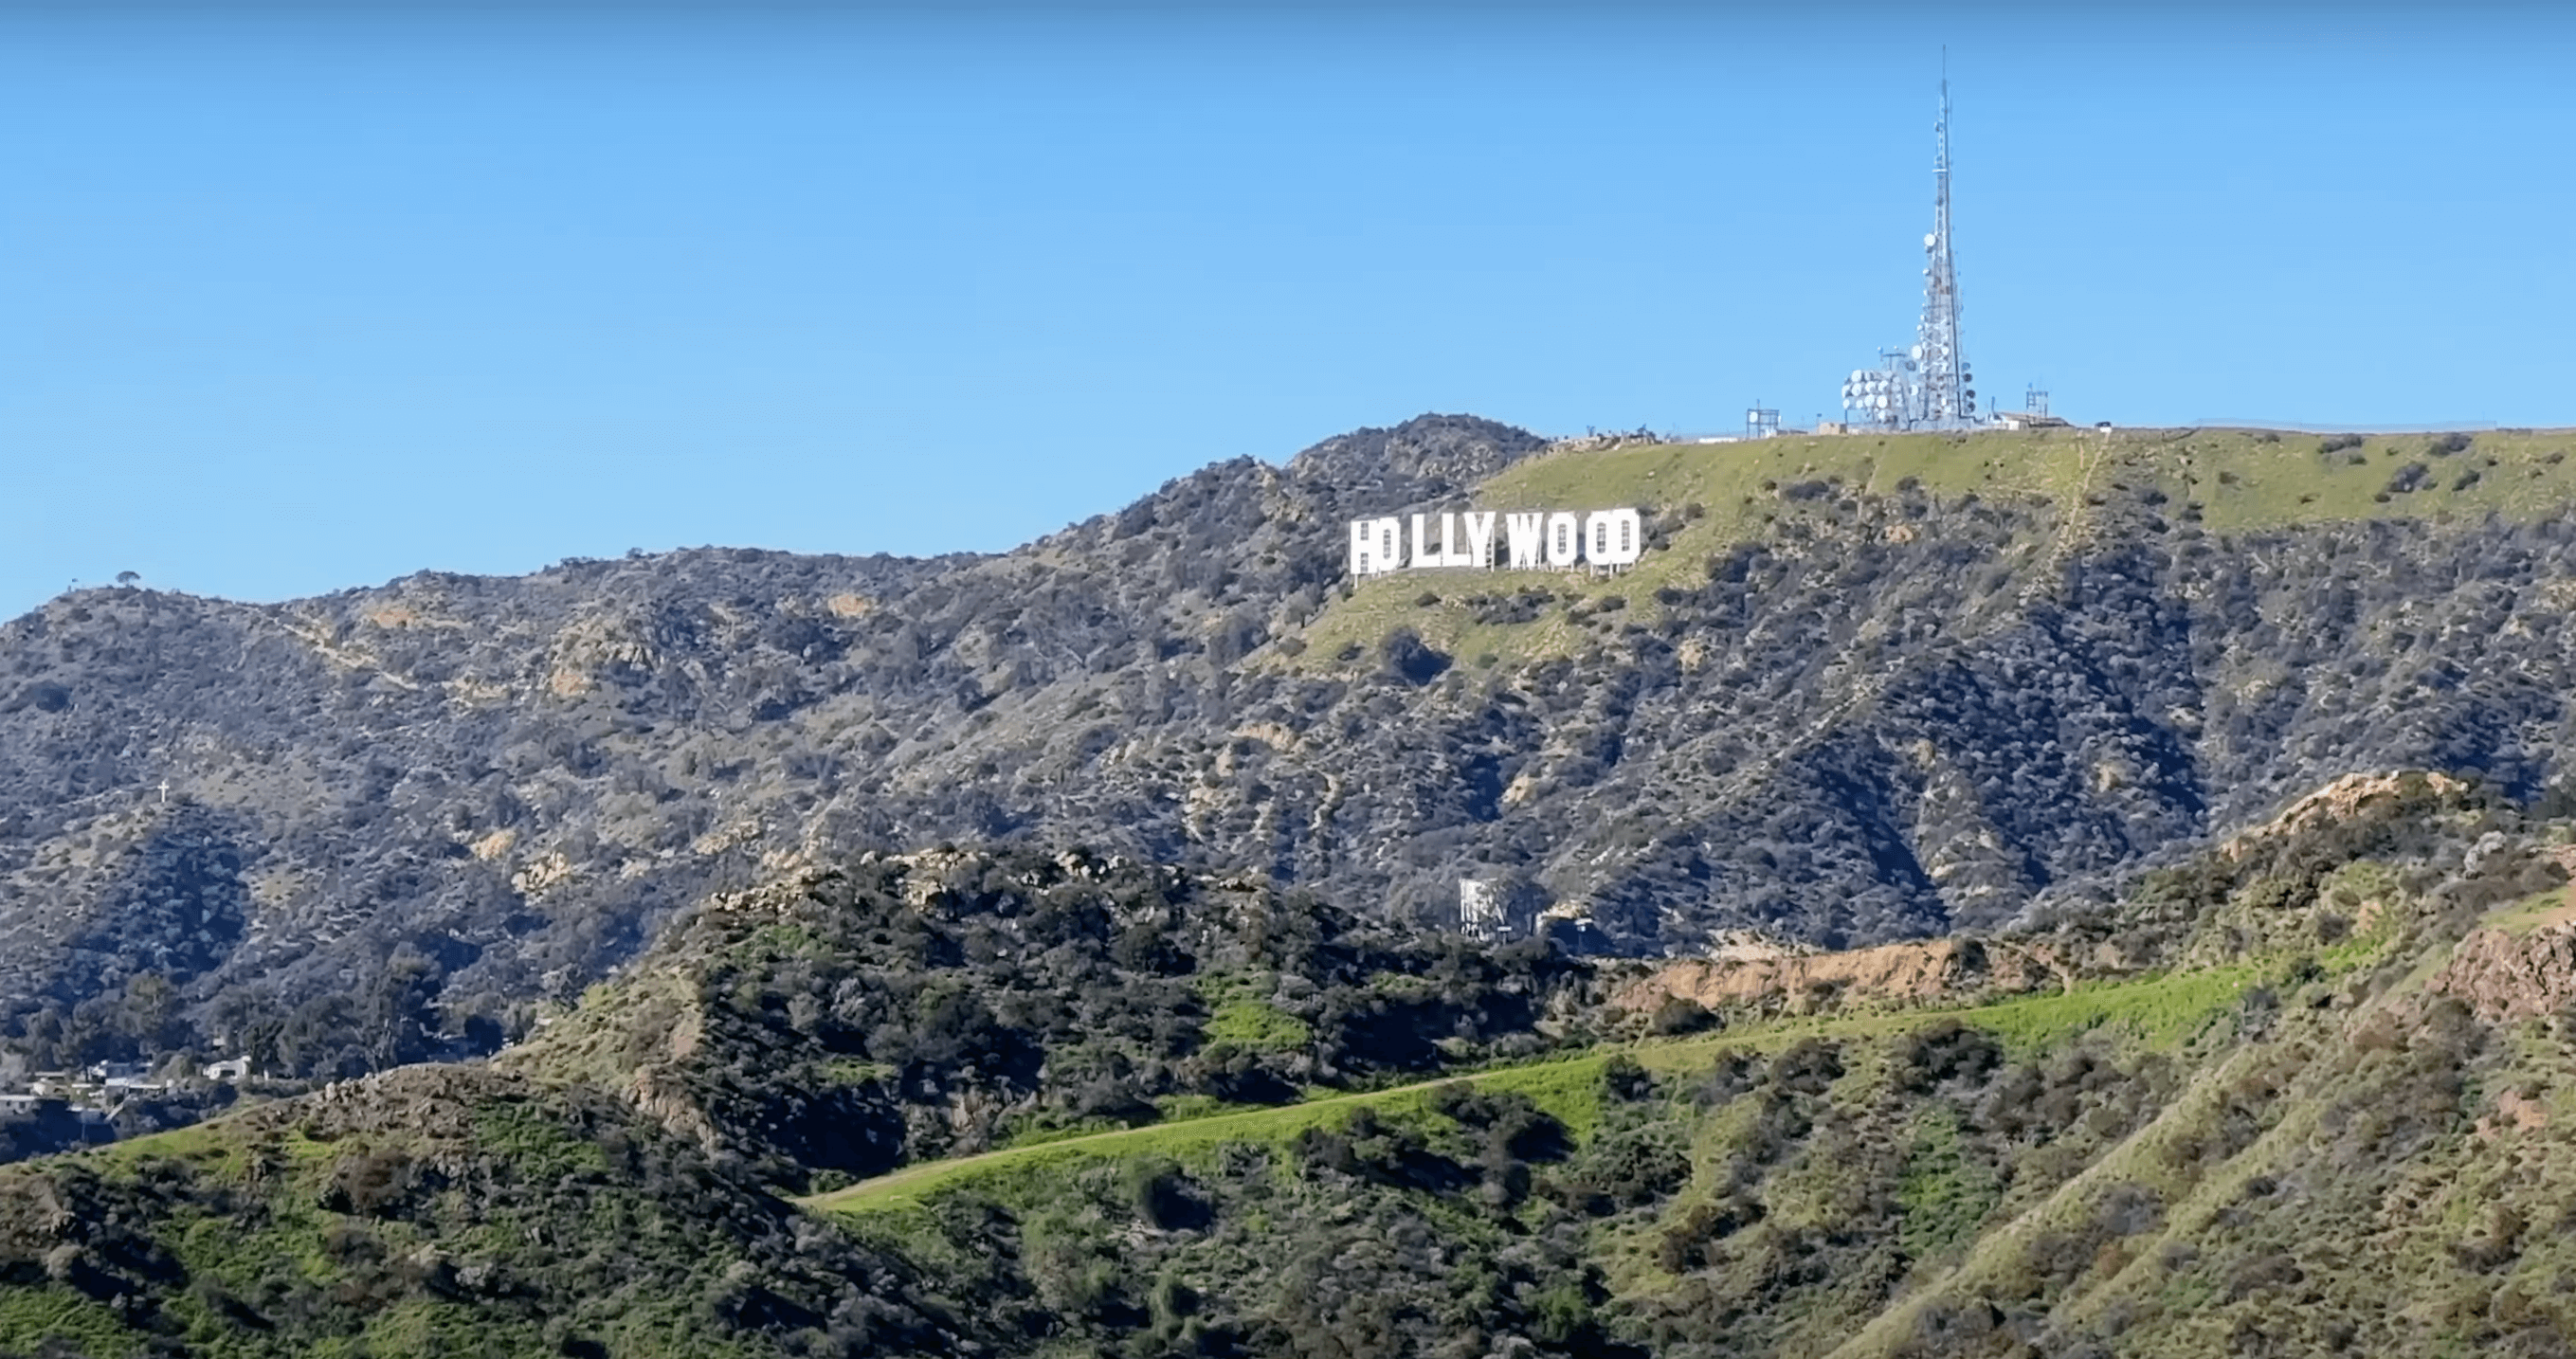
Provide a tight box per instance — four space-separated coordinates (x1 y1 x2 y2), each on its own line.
2431 916 2576 1024
1609 935 2067 1018
2221 770 2473 861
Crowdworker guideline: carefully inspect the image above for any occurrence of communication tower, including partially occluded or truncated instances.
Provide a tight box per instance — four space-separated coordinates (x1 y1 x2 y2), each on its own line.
1839 74 1981 431
1916 77 1971 426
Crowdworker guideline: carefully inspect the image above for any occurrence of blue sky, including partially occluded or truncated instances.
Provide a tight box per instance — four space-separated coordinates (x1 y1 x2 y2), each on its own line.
5 3 2572 620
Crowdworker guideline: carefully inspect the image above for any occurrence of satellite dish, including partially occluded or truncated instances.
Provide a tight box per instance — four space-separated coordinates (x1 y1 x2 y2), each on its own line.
1924 233 1937 248
1910 346 1924 361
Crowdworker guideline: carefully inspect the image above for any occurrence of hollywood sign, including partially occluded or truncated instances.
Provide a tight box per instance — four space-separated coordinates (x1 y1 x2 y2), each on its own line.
1348 508 1643 578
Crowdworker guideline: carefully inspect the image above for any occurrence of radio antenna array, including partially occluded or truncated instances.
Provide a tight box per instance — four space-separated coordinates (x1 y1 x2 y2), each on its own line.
1838 68 1980 432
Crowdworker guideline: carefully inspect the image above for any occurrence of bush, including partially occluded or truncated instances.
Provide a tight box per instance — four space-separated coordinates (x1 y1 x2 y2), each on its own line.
1647 996 1720 1038
1128 1161 1211 1232
1600 1055 1656 1101
1378 627 1451 686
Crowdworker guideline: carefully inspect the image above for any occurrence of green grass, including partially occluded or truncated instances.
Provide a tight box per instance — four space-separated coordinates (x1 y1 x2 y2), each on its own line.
736 920 831 962
819 1057 897 1086
1462 1052 1621 1142
2481 887 2576 934
1153 1093 1278 1122
1965 967 2260 1059
76 1119 237 1175
507 967 698 1087
1204 1000 1311 1050
471 1100 609 1181
1896 1109 2006 1261
1000 1115 1137 1151
808 958 2295 1220
1278 426 2576 670
1197 976 1314 1053
0 1284 139 1357
1281 428 2089 669
811 1089 1430 1217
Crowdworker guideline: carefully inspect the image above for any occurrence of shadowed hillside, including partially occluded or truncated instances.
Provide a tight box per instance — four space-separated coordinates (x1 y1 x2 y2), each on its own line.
10 417 2576 1099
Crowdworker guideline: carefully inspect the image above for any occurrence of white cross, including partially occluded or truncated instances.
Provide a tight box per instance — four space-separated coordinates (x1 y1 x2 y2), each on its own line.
156 780 170 805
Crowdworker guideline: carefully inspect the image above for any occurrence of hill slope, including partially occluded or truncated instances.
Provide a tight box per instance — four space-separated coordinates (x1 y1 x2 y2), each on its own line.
805 771 2576 1358
11 419 2576 1083
497 845 1608 1189
11 771 2576 1356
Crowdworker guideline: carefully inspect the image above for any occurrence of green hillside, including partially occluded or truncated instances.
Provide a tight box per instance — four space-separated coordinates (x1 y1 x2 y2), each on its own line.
1288 426 2576 670
803 961 2288 1221
0 1067 962 1359
9 770 2576 1356
786 774 2576 1358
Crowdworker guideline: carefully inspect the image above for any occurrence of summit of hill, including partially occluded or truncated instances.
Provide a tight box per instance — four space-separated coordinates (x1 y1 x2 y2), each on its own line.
8 414 2576 1096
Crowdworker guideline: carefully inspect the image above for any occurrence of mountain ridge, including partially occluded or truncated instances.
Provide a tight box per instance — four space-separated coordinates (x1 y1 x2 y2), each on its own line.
9 417 2576 1096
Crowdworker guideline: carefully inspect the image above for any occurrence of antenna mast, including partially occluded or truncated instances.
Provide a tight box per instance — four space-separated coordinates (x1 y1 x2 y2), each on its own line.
1836 68 1982 433
1917 71 1972 426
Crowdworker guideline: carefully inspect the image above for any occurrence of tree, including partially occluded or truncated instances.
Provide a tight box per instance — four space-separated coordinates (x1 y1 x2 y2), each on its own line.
367 948 445 1071
118 972 185 1054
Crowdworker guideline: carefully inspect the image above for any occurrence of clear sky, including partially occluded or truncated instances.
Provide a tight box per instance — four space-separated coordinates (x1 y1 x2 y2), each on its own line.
5 3 2572 620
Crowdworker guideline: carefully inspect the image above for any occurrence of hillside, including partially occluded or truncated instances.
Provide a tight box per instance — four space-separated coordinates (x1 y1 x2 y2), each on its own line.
495 845 1612 1190
0 1063 970 1358
12 416 2576 1109
10 771 2576 1355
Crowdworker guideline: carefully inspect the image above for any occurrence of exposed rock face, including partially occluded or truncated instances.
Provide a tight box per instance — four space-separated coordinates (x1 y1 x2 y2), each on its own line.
2432 916 2576 1024
1609 936 2066 1017
2220 770 2474 861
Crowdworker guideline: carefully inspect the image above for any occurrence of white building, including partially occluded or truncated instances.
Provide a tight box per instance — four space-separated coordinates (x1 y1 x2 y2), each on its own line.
1460 879 1512 942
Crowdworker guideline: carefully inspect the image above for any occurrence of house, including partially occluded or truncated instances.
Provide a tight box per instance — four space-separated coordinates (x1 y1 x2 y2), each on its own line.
202 1058 252 1082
